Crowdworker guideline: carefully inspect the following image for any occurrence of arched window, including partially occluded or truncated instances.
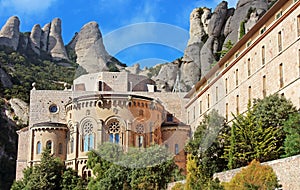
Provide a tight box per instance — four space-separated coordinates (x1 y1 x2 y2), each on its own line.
70 137 74 153
46 140 52 152
107 119 121 144
58 143 63 154
82 120 94 152
36 141 41 154
175 144 179 155
136 124 144 148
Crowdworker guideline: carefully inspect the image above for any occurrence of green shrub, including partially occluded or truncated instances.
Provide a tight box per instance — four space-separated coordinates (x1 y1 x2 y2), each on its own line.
223 160 280 190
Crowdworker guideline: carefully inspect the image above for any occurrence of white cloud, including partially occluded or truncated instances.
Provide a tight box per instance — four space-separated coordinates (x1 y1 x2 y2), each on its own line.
125 1 159 24
103 22 189 57
0 0 57 13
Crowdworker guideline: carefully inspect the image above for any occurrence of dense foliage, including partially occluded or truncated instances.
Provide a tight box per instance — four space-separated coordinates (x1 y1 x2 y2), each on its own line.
11 149 85 190
185 94 298 189
0 46 76 102
185 109 228 189
223 160 280 190
87 143 182 190
283 112 300 157
0 99 18 190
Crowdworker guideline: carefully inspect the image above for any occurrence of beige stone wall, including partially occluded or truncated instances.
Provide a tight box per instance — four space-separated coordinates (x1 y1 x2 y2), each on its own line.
187 0 300 133
65 93 165 162
214 154 300 190
73 72 155 92
162 126 190 172
32 127 67 162
29 90 72 126
16 128 29 180
135 92 188 123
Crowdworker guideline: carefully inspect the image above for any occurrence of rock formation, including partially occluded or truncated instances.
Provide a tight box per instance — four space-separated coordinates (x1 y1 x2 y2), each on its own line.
48 18 69 60
30 24 42 55
8 98 29 125
200 1 230 76
0 68 13 88
41 23 51 52
0 16 20 50
144 0 272 92
224 0 268 44
68 21 122 73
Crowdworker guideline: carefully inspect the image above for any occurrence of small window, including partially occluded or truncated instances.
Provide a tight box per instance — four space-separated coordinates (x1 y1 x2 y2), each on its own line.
248 86 252 102
199 101 202 115
262 46 265 65
46 140 52 152
167 114 173 122
247 58 251 76
263 75 267 98
225 103 229 121
236 95 239 115
235 69 239 86
297 15 300 37
98 81 103 91
175 144 179 155
49 104 58 113
260 26 266 34
70 138 74 153
279 63 284 88
37 141 41 154
225 78 228 94
193 106 195 120
235 52 240 58
216 86 219 102
139 110 144 116
278 31 282 52
58 143 63 154
137 135 144 148
207 94 210 109
246 40 252 47
276 11 282 19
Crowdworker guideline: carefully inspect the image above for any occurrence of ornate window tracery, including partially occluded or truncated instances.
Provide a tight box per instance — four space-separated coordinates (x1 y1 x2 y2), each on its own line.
107 118 121 144
136 124 144 148
82 120 94 152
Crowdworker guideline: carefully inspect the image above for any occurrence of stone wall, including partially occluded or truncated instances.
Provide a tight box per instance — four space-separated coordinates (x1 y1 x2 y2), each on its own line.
214 154 300 190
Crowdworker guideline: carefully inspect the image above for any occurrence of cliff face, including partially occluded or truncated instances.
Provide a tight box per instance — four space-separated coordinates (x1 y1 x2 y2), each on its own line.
0 16 20 51
66 21 123 73
0 16 122 71
146 0 274 92
0 0 277 91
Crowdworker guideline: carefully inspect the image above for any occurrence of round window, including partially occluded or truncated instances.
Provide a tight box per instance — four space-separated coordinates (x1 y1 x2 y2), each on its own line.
49 104 59 113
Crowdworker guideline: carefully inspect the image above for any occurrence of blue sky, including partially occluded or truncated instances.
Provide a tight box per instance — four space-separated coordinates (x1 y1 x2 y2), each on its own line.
0 0 237 68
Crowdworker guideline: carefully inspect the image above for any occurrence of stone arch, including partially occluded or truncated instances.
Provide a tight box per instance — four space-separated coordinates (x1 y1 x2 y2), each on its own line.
79 117 98 152
104 116 126 145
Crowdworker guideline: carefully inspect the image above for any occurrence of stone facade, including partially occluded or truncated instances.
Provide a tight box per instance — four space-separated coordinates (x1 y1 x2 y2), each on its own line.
214 154 300 190
16 72 190 179
186 0 300 133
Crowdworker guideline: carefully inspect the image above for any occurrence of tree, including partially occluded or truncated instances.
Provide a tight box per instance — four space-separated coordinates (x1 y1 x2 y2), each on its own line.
185 110 228 189
224 103 281 169
11 149 84 190
223 160 280 190
87 143 180 190
217 40 233 59
283 112 300 157
252 94 297 157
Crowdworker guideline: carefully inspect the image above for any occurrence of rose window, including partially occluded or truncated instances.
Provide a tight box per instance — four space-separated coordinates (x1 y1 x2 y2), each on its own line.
83 121 93 135
136 124 144 134
108 120 120 134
